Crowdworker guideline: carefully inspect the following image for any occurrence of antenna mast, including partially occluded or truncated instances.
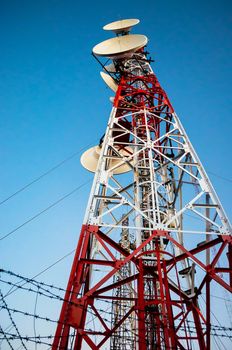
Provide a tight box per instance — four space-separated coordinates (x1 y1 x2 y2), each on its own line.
52 18 232 350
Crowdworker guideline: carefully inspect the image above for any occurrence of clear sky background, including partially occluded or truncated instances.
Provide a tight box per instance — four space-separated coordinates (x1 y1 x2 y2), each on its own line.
0 0 232 348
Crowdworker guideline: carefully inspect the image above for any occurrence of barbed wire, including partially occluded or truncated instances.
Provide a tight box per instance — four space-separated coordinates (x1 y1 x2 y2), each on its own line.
0 325 14 350
1 267 232 306
1 269 232 333
1 250 76 301
0 330 53 347
1 268 232 350
0 290 28 350
1 305 231 350
0 322 231 343
0 268 77 294
1 300 232 335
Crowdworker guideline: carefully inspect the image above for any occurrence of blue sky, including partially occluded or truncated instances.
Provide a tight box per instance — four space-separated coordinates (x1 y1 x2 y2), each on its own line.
0 0 232 347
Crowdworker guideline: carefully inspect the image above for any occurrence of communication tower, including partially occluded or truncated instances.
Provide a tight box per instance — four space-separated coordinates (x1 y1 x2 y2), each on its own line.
52 19 232 349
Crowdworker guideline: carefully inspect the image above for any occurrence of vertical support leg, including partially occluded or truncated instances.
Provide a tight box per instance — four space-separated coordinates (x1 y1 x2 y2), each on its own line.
191 299 206 350
162 259 177 349
228 243 232 288
137 259 147 350
206 276 211 349
52 225 93 350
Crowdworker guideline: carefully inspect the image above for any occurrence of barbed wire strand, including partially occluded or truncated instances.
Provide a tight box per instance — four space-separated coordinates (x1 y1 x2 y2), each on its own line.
1 270 232 333
33 286 39 350
0 290 28 350
1 250 76 301
0 325 14 350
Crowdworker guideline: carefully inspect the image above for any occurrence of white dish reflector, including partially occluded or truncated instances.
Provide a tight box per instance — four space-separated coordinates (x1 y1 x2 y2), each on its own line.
93 34 148 58
80 146 133 174
100 71 118 92
103 19 140 33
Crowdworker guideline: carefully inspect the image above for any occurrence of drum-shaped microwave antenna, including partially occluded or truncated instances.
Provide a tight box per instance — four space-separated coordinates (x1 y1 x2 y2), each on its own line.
104 63 116 73
93 34 148 58
100 71 118 92
103 18 140 33
80 146 133 174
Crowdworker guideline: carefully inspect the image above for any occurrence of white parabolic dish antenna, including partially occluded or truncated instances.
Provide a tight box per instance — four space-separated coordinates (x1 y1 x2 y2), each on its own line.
93 34 148 58
103 18 140 33
100 71 118 93
80 146 133 174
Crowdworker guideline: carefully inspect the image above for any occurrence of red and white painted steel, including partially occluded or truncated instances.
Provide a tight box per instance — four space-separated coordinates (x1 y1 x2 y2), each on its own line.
52 21 232 350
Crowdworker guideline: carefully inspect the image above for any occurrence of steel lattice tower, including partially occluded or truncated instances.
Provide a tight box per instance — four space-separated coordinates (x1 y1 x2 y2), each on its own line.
110 217 135 350
52 19 232 350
